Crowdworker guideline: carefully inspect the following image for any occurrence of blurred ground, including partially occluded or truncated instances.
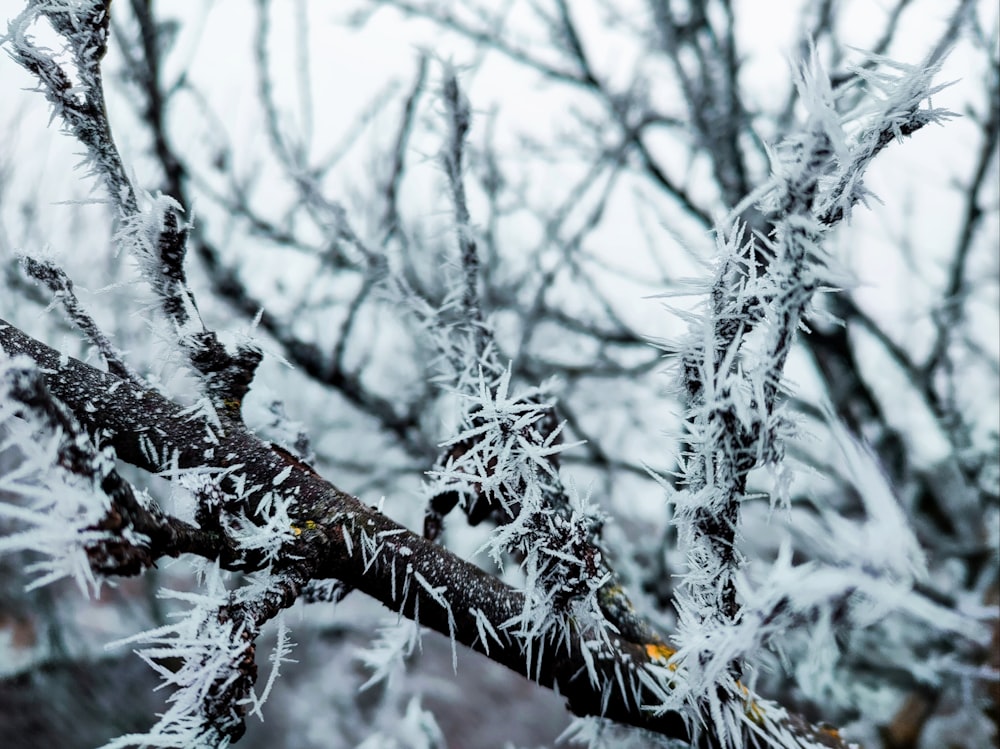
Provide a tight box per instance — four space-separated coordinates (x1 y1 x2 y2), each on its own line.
0 620 569 749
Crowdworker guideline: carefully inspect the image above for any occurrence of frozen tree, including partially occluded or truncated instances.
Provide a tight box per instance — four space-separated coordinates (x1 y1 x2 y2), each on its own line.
0 1 996 748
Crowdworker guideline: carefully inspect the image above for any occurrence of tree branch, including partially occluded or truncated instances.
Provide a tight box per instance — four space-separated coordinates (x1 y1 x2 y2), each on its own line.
0 318 852 747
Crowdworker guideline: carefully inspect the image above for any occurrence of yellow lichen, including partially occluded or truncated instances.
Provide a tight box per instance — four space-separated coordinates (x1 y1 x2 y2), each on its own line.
645 642 676 663
738 683 766 723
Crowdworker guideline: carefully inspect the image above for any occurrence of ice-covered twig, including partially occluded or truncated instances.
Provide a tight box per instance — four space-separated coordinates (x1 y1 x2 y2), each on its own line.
0 355 229 589
116 190 263 417
102 562 309 747
665 42 962 746
20 256 143 384
440 65 487 359
4 1 134 216
424 66 697 723
7 1 262 417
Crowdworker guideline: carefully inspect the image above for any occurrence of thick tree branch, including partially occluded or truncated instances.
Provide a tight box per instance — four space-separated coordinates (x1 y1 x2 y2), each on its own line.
0 318 851 748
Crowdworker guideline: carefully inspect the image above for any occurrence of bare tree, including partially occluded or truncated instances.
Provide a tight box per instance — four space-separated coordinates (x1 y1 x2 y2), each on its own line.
0 1 996 748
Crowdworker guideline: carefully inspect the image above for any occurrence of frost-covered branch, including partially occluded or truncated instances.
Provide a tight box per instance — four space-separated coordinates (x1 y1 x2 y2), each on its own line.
664 41 966 745
420 70 678 672
0 316 860 747
20 255 141 383
114 180 263 416
440 66 484 346
7 1 262 418
0 355 230 589
0 320 670 740
4 0 132 214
